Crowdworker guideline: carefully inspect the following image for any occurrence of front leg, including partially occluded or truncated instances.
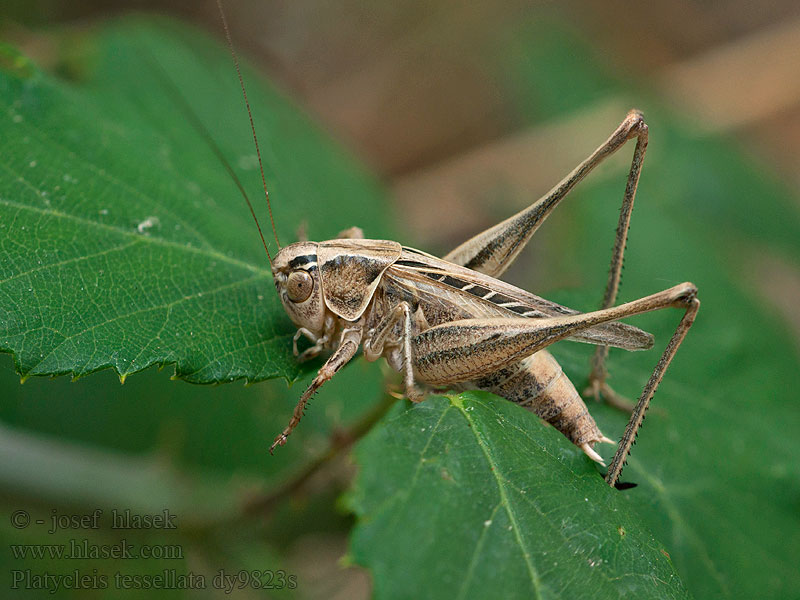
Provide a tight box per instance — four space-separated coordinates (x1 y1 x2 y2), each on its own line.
292 314 337 362
293 328 325 361
270 327 361 453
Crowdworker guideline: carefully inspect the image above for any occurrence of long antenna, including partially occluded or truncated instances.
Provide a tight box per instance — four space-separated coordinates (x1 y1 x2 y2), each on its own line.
142 46 274 265
216 0 281 253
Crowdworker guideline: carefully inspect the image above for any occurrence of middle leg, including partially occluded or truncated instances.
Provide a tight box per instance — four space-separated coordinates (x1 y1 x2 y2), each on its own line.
363 301 424 402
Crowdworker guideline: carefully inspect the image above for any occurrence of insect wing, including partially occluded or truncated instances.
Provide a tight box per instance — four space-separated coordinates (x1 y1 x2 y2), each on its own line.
393 248 654 351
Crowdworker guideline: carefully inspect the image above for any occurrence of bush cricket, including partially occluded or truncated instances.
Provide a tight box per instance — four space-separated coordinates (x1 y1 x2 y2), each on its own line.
211 1 699 488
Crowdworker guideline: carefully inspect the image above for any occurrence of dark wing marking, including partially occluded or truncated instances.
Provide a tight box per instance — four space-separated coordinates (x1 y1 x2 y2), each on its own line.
318 239 402 320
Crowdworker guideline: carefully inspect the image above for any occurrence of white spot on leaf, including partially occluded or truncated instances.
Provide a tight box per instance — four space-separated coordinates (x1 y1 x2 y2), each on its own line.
136 216 160 235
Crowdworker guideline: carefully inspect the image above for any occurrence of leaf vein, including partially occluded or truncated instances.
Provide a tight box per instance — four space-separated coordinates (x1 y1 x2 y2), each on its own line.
0 195 267 277
450 395 543 598
0 239 141 286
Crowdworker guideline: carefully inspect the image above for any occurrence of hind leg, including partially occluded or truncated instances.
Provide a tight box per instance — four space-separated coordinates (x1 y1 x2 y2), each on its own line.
583 117 649 410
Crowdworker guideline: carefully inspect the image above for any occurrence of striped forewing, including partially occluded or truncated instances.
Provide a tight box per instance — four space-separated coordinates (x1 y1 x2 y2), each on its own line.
388 247 654 351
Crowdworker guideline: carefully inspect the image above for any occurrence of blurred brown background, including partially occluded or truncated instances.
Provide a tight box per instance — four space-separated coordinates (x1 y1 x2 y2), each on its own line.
5 0 800 193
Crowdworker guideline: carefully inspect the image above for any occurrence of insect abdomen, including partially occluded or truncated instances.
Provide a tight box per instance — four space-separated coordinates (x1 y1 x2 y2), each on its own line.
472 351 605 447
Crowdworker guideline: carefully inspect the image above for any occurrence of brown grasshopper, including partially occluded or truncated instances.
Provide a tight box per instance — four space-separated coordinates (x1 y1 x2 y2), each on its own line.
214 2 699 487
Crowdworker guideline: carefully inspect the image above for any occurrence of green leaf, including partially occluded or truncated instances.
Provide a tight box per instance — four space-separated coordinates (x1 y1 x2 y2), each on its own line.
349 392 689 599
0 17 390 384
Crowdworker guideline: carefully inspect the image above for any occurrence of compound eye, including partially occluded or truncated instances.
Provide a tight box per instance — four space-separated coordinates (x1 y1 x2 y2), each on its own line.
286 270 314 303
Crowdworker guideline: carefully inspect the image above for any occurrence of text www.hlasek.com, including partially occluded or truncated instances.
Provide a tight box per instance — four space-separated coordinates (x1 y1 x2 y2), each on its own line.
11 539 182 561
